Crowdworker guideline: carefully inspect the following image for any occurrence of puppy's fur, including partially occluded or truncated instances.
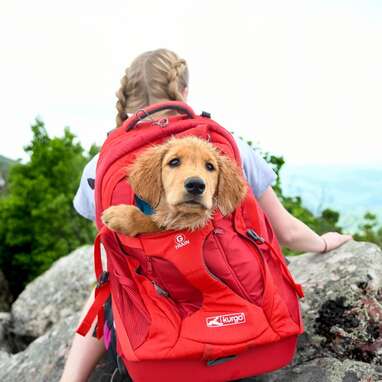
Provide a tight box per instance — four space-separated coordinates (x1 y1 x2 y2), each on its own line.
102 136 247 236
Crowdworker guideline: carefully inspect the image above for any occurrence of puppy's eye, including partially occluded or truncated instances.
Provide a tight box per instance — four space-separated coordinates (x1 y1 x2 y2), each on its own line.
206 162 215 171
168 158 180 167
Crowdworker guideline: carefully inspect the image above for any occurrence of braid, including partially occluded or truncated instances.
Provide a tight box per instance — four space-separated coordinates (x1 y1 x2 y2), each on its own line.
167 59 187 101
114 49 189 126
115 70 130 128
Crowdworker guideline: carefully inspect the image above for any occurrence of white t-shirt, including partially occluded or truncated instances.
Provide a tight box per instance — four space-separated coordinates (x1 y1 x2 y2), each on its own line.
73 138 276 221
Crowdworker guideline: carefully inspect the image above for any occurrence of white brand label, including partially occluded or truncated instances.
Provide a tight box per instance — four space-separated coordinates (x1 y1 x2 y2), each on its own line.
175 234 190 250
206 313 246 328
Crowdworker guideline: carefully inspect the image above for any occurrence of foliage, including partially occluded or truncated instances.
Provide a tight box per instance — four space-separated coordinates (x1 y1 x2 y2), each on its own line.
244 139 349 256
1 127 381 299
353 212 382 248
260 147 382 252
0 120 96 298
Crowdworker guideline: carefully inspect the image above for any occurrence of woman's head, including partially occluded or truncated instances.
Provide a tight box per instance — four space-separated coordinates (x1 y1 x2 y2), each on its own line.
115 49 189 128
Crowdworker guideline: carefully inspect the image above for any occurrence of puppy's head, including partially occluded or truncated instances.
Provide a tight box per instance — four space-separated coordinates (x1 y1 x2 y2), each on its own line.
128 136 247 218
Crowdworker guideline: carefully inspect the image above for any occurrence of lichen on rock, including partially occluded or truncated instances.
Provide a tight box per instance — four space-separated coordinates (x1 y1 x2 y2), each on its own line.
284 241 382 365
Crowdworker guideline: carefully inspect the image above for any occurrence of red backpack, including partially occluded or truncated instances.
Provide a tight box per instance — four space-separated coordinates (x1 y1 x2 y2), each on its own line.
77 102 304 382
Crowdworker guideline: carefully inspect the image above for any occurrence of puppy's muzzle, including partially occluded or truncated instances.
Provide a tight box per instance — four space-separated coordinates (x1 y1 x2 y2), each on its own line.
184 177 205 196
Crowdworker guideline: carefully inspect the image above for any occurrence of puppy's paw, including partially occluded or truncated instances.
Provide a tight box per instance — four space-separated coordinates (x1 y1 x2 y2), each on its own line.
102 205 145 236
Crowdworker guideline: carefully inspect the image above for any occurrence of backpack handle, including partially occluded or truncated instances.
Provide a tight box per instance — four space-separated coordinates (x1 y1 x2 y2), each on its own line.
125 101 196 131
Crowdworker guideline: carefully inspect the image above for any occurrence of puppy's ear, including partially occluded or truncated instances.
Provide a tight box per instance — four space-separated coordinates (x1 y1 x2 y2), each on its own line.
127 144 166 207
216 154 248 216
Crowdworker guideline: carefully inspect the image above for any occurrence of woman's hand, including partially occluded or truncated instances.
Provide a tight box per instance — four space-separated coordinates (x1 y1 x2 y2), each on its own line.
321 232 353 253
259 187 354 253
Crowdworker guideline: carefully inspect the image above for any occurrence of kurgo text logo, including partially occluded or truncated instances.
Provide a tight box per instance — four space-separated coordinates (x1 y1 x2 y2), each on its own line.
206 313 246 328
175 234 190 250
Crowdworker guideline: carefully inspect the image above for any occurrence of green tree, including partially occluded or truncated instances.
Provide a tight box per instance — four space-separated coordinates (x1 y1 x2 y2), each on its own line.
354 212 382 248
256 137 382 251
0 120 96 298
244 138 344 255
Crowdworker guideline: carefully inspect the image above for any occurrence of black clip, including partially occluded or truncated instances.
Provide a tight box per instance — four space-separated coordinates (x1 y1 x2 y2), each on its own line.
201 111 211 118
207 355 236 366
96 271 109 288
247 229 265 244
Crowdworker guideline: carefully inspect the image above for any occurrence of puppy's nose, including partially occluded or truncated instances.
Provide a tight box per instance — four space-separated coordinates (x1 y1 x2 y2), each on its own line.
184 177 205 195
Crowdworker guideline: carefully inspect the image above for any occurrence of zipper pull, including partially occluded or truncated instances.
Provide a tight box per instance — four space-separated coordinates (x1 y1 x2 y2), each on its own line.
152 281 170 297
146 256 153 275
213 228 224 235
247 229 265 244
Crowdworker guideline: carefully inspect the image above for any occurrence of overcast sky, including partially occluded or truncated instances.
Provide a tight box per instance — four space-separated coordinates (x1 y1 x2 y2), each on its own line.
1 0 381 165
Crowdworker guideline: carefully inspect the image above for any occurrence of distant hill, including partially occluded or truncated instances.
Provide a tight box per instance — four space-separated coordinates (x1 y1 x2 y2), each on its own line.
0 155 16 191
281 164 382 232
0 155 15 173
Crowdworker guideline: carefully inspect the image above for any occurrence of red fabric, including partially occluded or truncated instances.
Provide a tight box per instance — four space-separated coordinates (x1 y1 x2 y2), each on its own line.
78 102 304 379
76 231 110 337
124 336 297 382
76 282 110 337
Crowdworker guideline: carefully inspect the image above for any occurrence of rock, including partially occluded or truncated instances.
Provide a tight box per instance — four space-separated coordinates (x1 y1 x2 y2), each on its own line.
2 240 382 381
0 313 11 352
0 312 81 382
11 246 96 343
0 310 119 382
286 240 382 366
0 270 11 311
256 357 382 382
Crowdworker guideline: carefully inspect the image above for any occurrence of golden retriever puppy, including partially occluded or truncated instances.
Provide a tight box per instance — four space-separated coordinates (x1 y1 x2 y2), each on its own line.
102 136 247 236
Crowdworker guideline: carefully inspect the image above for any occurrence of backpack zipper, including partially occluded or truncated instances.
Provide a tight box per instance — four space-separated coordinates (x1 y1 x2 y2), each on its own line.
247 229 265 244
146 256 153 276
151 280 170 297
143 258 183 316
145 256 171 298
246 229 304 298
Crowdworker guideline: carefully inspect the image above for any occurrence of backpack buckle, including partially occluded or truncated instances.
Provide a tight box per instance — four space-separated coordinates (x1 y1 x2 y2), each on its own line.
96 271 109 288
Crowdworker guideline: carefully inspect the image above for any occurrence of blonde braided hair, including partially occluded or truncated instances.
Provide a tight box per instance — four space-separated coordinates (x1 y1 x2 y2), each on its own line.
167 59 187 101
115 70 129 128
115 49 189 128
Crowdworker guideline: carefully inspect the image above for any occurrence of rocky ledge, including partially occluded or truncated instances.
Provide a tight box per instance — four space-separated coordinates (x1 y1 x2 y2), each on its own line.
0 240 382 382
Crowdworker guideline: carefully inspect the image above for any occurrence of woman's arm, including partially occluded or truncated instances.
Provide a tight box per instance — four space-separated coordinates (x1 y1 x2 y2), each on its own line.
61 155 105 382
60 289 106 382
258 186 352 253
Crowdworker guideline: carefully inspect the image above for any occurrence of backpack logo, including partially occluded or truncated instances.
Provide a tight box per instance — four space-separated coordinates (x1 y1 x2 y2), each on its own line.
206 313 246 328
175 234 190 250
